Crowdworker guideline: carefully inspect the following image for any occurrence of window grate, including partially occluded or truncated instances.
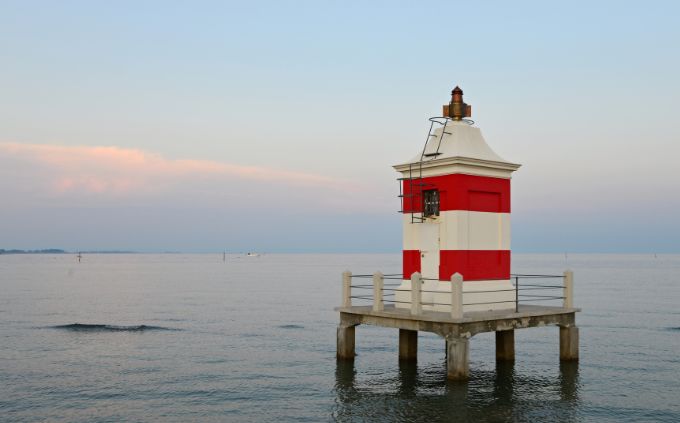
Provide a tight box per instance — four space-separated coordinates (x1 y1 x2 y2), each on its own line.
423 189 439 217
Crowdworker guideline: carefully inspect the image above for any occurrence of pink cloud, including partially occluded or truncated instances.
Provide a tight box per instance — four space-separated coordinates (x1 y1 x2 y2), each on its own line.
0 142 355 198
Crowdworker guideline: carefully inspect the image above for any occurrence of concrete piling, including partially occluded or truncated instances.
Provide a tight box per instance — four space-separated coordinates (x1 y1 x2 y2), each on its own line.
399 329 417 361
495 330 515 361
559 326 579 361
337 325 356 360
446 336 470 380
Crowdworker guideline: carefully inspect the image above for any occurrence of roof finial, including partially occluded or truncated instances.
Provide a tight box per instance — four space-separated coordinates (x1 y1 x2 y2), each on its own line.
443 86 472 120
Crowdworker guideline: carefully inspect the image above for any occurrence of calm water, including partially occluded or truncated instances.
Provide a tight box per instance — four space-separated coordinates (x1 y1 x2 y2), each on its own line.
1 253 679 422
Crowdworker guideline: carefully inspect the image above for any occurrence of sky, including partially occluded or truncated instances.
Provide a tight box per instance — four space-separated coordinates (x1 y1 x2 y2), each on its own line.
1 0 679 253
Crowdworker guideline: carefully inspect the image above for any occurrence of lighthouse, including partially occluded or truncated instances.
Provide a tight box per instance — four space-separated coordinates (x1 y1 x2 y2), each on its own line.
336 86 579 380
394 86 521 312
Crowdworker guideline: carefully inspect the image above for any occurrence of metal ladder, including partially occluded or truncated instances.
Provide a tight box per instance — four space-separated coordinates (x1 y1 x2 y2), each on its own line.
398 117 452 223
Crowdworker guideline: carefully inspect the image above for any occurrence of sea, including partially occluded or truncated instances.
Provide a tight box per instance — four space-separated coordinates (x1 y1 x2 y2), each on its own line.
1 253 679 422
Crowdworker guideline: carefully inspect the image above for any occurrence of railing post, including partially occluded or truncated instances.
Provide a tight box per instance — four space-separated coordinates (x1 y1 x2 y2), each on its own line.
563 270 574 308
373 271 384 312
342 271 352 308
410 272 422 316
515 276 519 312
450 273 463 319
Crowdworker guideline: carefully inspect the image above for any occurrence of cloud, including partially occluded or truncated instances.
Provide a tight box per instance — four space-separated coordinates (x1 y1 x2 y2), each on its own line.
0 142 398 251
0 142 352 196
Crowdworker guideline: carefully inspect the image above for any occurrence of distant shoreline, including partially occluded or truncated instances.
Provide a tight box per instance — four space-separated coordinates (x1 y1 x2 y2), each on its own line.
1 250 676 255
0 249 136 255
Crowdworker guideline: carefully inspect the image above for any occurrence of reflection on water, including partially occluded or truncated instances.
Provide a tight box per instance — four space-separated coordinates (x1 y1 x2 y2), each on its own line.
334 359 580 422
559 361 580 403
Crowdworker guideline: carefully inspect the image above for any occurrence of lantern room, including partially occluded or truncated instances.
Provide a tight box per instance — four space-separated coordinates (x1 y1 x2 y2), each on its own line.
394 86 521 312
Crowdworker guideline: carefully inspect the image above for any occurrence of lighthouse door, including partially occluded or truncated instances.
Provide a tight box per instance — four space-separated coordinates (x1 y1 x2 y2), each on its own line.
419 223 440 281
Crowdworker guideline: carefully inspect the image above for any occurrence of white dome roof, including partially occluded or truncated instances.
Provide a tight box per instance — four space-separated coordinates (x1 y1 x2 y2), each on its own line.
410 121 508 163
394 120 520 177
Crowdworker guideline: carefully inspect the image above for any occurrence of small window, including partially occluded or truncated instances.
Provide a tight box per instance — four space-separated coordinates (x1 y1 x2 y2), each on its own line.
423 189 440 217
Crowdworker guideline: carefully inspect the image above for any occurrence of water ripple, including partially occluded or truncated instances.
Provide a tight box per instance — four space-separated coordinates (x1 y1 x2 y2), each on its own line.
47 323 179 332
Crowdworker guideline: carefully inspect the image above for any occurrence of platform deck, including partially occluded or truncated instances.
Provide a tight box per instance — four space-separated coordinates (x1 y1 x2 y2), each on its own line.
336 304 579 337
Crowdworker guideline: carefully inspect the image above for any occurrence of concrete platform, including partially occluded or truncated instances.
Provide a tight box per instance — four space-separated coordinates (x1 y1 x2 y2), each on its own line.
335 304 580 380
336 304 579 334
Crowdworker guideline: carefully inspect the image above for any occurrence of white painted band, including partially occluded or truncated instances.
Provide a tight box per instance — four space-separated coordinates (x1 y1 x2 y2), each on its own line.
403 211 510 251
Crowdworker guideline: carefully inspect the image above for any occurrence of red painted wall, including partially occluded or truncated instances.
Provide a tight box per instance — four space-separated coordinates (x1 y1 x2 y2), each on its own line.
402 249 510 281
402 174 510 213
439 250 510 281
401 173 511 281
402 250 421 279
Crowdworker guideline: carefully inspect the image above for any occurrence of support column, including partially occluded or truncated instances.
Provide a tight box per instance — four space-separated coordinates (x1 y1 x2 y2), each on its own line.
495 330 515 361
446 337 470 380
399 329 417 361
559 326 579 361
337 325 356 360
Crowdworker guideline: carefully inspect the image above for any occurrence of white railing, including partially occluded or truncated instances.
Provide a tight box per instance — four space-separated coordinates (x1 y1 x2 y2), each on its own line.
341 270 574 317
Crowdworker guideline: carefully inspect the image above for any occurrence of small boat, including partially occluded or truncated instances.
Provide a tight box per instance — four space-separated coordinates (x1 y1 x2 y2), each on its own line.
246 252 260 257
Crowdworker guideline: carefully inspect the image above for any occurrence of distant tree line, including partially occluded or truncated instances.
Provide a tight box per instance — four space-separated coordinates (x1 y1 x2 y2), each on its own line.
0 249 137 254
0 248 67 254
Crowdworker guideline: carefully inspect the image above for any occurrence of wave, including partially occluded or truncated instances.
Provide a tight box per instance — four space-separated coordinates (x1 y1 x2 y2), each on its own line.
666 327 680 332
50 323 177 332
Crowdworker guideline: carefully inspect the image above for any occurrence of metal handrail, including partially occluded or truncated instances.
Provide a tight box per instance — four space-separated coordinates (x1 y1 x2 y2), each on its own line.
511 274 564 278
345 272 570 312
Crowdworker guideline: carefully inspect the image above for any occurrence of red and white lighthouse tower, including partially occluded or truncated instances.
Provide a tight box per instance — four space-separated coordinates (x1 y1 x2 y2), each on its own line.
394 87 521 312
